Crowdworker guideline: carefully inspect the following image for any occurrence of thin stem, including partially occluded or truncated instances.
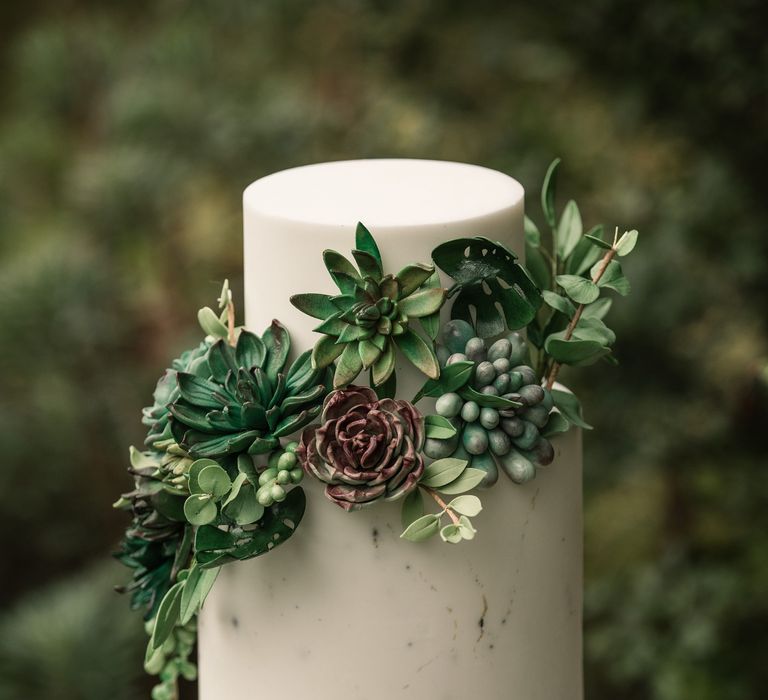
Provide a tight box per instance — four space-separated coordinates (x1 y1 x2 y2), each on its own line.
423 486 460 525
545 246 617 390
227 299 236 347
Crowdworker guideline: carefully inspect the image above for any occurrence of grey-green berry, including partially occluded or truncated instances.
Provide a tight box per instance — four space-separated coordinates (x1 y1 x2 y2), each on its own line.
500 417 524 437
499 450 536 484
513 421 539 450
480 407 499 430
519 384 545 406
461 401 480 422
492 358 511 374
462 423 489 455
487 428 512 456
521 405 550 428
474 361 496 387
512 365 537 385
471 451 499 488
436 392 463 418
447 352 469 366
424 435 460 459
520 438 555 466
442 319 475 354
493 373 510 394
480 385 499 396
507 371 523 391
465 337 486 362
487 337 512 362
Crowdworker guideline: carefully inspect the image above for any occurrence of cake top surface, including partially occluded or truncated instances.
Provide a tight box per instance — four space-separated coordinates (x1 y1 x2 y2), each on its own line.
243 159 524 227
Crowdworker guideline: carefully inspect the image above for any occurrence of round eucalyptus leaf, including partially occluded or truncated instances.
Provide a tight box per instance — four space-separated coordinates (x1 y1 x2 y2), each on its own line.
183 495 218 526
197 465 232 498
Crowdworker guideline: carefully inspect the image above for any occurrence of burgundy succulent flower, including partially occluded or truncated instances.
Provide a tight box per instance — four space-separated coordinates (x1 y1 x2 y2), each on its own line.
298 386 425 511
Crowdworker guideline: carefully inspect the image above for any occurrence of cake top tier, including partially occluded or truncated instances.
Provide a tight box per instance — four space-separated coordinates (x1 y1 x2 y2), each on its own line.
243 159 524 228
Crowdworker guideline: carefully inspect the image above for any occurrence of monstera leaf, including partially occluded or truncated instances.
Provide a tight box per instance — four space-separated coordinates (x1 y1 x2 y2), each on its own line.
432 237 542 338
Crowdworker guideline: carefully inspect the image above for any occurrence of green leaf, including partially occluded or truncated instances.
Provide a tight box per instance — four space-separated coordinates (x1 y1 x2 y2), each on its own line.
525 242 550 291
224 483 265 525
574 317 616 346
556 200 583 260
556 275 600 304
544 333 610 365
198 306 229 339
396 263 435 297
448 495 482 517
129 445 159 469
180 565 221 625
399 288 445 318
585 232 613 250
222 472 248 507
290 293 339 320
188 459 220 494
197 464 232 498
352 249 383 281
424 414 458 439
177 373 226 409
551 389 593 429
524 216 541 246
312 334 345 369
401 488 425 530
458 515 477 540
372 341 396 386
262 320 291 380
437 467 486 495
581 296 612 320
183 495 218 525
337 323 372 343
195 524 235 552
420 458 468 488
323 250 361 294
541 158 561 228
235 330 266 370
414 360 474 402
419 269 442 341
541 411 570 437
400 514 440 542
150 581 183 650
542 290 575 318
615 229 638 257
432 237 541 337
593 260 631 296
355 222 383 268
440 524 463 544
334 341 364 387
459 384 522 409
394 329 440 379
567 226 605 275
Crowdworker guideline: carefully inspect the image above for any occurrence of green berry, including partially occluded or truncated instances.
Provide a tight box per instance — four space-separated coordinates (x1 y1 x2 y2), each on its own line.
278 452 297 470
471 451 499 488
258 468 278 486
276 469 291 485
424 435 460 459
493 373 510 394
488 428 512 456
480 407 499 430
507 371 523 391
436 345 451 367
461 401 480 422
442 319 475 354
522 405 549 428
257 488 273 506
285 441 299 453
480 385 499 396
520 438 555 467
500 417 524 437
464 337 486 362
447 352 469 366
512 365 537 385
436 392 463 418
462 423 489 455
290 468 304 483
270 484 286 502
499 450 536 484
492 358 511 374
513 421 539 450
519 384 545 406
474 361 496 387
487 337 512 362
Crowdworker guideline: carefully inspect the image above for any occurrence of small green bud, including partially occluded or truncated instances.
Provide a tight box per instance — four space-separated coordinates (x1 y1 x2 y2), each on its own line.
285 441 299 454
278 452 297 470
276 469 291 485
257 488 273 506
270 484 286 502
258 468 278 486
289 468 304 483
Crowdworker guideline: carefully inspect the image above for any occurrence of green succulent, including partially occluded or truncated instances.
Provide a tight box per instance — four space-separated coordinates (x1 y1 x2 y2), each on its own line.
169 320 331 459
290 222 446 389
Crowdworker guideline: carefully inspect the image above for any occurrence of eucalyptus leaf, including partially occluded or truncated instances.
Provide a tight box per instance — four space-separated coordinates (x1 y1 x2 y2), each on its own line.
581 297 612 320
414 360 474 402
420 458 468 488
448 494 482 517
440 524 463 544
524 215 541 246
574 317 616 346
556 200 583 259
150 581 183 651
400 514 440 542
593 260 631 296
183 495 218 526
566 226 604 275
542 290 575 318
544 333 610 365
394 329 440 379
615 229 638 256
436 467 486 495
555 275 600 305
551 389 593 429
585 233 613 250
458 515 477 540
424 414 458 439
197 465 232 498
355 222 383 267
541 411 571 437
525 242 551 291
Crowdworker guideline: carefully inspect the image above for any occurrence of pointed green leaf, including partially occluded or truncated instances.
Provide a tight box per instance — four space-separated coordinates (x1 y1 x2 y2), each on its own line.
150 581 183 650
394 329 439 379
312 335 344 369
400 513 440 542
262 320 291 379
323 250 361 294
551 389 592 429
355 222 383 267
290 293 339 320
420 458 468 488
399 288 446 318
359 339 382 369
556 200 583 259
198 307 229 339
380 275 400 300
372 341 396 386
541 158 561 228
448 495 482 517
437 467 487 495
424 414 458 439
414 360 474 402
567 227 605 275
396 263 435 297
401 488 425 530
585 233 613 250
542 290 575 318
234 330 266 370
337 323 372 343
334 342 363 388
524 216 541 246
352 249 383 281
541 411 571 437
419 270 442 340
314 316 348 337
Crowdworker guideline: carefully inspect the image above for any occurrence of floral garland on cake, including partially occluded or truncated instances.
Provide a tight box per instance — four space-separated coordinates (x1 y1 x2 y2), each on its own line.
114 160 637 698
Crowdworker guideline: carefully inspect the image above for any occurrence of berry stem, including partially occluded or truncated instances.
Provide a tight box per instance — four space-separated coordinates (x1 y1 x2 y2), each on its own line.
423 486 460 525
545 245 617 390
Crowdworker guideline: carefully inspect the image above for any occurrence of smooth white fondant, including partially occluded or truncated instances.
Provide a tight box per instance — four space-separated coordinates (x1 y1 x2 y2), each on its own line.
198 159 583 700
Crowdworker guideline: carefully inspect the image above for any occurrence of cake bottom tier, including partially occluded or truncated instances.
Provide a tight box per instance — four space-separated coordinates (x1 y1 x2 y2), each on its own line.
198 429 582 700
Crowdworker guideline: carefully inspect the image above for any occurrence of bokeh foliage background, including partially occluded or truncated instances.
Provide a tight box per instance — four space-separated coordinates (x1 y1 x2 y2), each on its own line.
1 1 766 697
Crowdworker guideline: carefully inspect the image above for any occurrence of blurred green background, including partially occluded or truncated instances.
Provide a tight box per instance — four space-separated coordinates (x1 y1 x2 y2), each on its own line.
1 1 766 698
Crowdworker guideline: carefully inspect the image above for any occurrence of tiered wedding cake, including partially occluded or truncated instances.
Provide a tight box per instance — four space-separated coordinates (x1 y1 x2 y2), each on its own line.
196 160 582 699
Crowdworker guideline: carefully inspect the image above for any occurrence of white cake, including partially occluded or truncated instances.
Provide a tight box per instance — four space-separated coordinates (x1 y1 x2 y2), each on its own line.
198 159 583 699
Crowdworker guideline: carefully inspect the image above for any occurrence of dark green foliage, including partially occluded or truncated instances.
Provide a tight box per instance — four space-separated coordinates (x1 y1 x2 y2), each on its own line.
169 323 331 458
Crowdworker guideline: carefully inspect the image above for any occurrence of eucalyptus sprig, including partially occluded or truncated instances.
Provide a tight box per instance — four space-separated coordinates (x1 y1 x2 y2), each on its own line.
400 458 486 544
525 159 638 410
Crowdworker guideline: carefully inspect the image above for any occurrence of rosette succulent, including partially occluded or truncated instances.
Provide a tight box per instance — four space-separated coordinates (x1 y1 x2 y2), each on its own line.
298 386 426 510
290 223 446 389
169 321 331 459
423 320 557 486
